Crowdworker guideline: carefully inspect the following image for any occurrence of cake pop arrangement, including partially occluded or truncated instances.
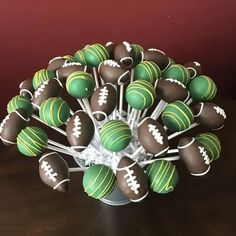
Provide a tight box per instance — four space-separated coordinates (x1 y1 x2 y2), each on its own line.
0 41 226 206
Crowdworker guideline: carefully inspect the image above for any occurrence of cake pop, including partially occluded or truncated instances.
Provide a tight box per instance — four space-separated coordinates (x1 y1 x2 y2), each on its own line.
19 79 34 100
184 61 202 79
32 69 55 89
47 55 74 72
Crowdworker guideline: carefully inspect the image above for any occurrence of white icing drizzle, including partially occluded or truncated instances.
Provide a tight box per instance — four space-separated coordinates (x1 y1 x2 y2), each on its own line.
194 61 201 66
148 124 164 145
123 168 140 194
213 106 226 119
72 115 82 138
19 81 24 89
165 78 186 88
106 42 114 46
49 56 63 65
103 60 120 67
123 41 132 52
198 146 210 165
0 114 10 134
41 160 58 182
62 61 82 68
148 48 166 55
34 80 49 98
98 86 109 106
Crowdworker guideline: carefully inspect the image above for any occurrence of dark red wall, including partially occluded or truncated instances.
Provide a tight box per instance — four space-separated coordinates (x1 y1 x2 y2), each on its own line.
0 0 235 115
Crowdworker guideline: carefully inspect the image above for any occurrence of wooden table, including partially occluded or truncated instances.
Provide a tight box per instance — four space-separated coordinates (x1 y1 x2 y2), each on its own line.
0 97 235 236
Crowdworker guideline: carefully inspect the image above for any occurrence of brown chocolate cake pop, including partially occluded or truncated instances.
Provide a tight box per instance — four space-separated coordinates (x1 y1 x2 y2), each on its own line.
138 117 169 156
66 111 95 152
155 78 189 103
178 137 210 176
19 79 34 100
47 56 67 71
91 83 117 121
184 61 202 79
105 42 117 59
141 48 170 71
193 102 226 130
0 108 29 146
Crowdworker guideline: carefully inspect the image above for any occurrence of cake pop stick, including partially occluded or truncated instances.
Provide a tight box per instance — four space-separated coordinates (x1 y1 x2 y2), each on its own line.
119 84 124 119
150 100 167 120
139 156 179 165
69 167 88 172
92 67 99 88
127 69 134 118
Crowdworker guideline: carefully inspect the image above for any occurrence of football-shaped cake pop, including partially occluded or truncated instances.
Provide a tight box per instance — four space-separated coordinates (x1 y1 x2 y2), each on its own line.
7 95 33 117
66 71 95 99
47 55 74 72
116 156 148 202
19 79 34 100
162 64 190 86
161 101 194 132
141 48 169 71
134 61 161 85
155 79 189 103
193 102 226 130
39 97 70 127
17 126 48 157
0 109 29 145
39 152 70 192
178 137 210 176
138 117 169 156
146 160 179 194
91 84 117 121
98 60 130 85
126 80 156 110
184 61 202 79
56 61 88 82
83 164 116 199
114 41 135 67
32 78 63 110
100 120 131 152
66 110 95 151
105 42 117 59
195 133 221 162
32 69 55 89
188 75 217 102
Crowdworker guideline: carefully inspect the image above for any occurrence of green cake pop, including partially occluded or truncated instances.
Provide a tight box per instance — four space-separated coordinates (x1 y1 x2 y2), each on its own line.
146 160 179 194
32 69 55 89
188 75 217 102
17 126 48 157
131 44 144 65
162 64 190 86
74 48 87 65
100 120 132 152
161 100 194 132
39 97 70 127
7 95 33 117
83 164 116 199
66 71 95 99
196 132 221 162
134 61 161 85
84 43 110 67
126 80 156 110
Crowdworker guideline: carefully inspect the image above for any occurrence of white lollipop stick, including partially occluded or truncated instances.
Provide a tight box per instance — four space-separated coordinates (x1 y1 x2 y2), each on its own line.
150 100 167 120
136 110 142 123
127 69 134 118
130 109 138 130
77 99 86 112
131 146 144 158
127 108 135 124
70 109 74 116
69 167 88 172
186 98 193 105
167 149 179 154
119 84 124 119
139 156 179 165
47 144 79 158
32 114 67 136
100 77 105 85
47 139 72 151
168 122 199 140
93 67 99 88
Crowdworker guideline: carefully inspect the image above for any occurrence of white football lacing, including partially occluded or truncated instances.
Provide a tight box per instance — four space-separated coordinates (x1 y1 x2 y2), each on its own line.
165 78 186 88
103 60 120 67
34 80 49 97
148 124 164 145
72 115 82 138
124 168 140 194
41 160 58 182
62 61 82 68
0 114 10 134
198 146 210 164
213 106 226 119
98 86 109 106
123 41 132 52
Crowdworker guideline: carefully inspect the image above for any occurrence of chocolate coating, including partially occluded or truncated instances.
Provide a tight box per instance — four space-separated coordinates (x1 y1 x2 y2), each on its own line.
114 41 135 67
47 56 67 71
98 60 130 85
91 84 117 121
105 42 116 59
138 117 169 156
193 102 226 130
32 78 63 110
116 156 148 202
155 78 189 103
0 109 29 146
39 152 70 192
178 137 210 176
184 61 202 79
66 111 95 152
141 49 169 71
19 79 34 100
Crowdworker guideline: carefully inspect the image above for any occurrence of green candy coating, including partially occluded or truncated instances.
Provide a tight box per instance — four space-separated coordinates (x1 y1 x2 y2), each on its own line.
188 75 217 102
63 55 74 62
74 49 87 65
83 164 116 199
100 120 132 152
17 126 48 157
66 71 95 99
7 95 33 117
161 100 194 132
196 132 221 162
32 69 55 89
146 160 179 194
162 64 190 85
126 80 156 110
84 44 110 67
131 44 144 65
134 61 161 84
39 97 70 127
